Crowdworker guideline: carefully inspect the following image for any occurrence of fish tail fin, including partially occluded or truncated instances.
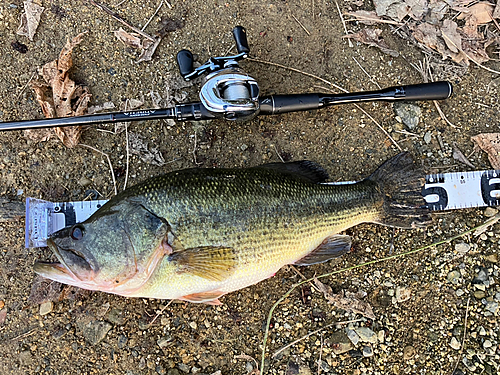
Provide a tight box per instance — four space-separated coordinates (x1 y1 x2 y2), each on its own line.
368 152 431 228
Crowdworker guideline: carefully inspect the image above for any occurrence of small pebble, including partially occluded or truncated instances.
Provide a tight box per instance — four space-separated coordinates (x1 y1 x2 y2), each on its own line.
39 301 53 316
449 337 461 350
0 300 4 309
424 131 432 144
483 207 498 217
354 327 378 344
483 340 492 349
456 289 465 297
403 345 415 360
189 321 197 329
346 328 359 345
362 346 373 357
455 243 470 254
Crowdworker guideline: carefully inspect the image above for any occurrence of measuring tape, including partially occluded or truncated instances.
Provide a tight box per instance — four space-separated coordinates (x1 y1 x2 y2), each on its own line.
25 169 500 248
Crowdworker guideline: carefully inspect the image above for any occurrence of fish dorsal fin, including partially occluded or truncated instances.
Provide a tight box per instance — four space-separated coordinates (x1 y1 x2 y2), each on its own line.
169 246 236 282
255 161 329 183
179 291 225 305
295 234 351 266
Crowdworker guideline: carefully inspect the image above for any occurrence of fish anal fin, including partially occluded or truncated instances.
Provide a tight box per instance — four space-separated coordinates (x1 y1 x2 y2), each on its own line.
169 246 236 282
295 234 351 266
180 291 225 305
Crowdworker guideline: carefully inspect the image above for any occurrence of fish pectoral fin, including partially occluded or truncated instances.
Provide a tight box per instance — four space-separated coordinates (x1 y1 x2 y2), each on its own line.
169 246 236 282
295 234 351 266
179 291 225 305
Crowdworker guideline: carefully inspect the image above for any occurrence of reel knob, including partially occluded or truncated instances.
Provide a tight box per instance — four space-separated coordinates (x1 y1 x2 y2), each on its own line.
176 49 194 80
232 26 250 55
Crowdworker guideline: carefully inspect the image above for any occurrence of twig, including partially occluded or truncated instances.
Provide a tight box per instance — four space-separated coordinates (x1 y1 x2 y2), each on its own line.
89 0 155 42
79 144 118 196
164 0 172 9
352 56 381 89
16 71 37 101
124 123 130 190
345 13 402 26
148 300 173 326
271 319 361 359
142 0 163 32
247 57 347 93
192 132 201 166
334 1 352 47
291 14 310 36
10 328 37 341
260 215 500 373
273 145 285 163
442 32 500 75
452 297 471 374
248 58 401 151
317 333 324 375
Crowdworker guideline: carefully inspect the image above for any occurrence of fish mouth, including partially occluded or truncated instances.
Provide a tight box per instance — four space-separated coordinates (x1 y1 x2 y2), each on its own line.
33 239 92 286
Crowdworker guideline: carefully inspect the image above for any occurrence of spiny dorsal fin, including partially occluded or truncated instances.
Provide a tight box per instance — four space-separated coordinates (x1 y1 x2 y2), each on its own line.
169 246 236 282
295 234 351 266
254 161 329 183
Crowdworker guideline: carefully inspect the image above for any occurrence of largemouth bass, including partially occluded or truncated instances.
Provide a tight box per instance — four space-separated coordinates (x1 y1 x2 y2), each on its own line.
34 152 430 304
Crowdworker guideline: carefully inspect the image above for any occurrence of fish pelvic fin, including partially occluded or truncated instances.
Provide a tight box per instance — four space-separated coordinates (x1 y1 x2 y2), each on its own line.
295 234 351 266
169 246 236 282
368 152 431 228
179 291 225 305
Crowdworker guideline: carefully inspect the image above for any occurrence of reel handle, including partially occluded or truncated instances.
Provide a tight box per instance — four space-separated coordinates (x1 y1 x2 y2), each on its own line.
232 26 250 54
176 49 194 79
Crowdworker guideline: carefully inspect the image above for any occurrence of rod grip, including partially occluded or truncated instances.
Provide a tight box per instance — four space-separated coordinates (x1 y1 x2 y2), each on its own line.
402 81 453 101
232 26 250 54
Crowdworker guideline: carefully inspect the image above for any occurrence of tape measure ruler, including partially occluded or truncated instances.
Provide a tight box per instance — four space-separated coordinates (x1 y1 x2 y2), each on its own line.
24 169 500 248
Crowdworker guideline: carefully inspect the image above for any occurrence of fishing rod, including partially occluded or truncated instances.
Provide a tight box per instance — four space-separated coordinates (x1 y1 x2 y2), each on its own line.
0 26 452 132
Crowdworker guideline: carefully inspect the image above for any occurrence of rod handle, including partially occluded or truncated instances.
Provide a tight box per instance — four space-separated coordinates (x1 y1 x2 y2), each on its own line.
232 26 250 54
401 81 453 101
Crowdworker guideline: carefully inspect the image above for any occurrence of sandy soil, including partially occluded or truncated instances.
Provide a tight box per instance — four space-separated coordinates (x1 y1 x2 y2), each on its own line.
0 1 499 374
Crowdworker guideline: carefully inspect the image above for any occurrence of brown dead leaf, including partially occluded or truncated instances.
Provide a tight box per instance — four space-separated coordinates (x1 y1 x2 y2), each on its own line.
28 33 91 148
458 2 495 24
452 143 475 168
441 19 462 54
314 278 376 319
345 29 399 57
28 275 89 305
494 0 500 18
471 133 500 169
113 28 143 49
137 37 162 63
17 0 44 41
129 131 165 166
412 23 466 63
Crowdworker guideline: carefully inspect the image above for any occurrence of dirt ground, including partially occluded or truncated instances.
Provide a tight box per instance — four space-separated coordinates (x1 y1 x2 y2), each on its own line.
0 1 499 374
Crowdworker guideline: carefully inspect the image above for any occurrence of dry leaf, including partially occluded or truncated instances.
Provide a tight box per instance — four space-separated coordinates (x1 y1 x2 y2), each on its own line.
345 29 399 57
28 33 92 148
452 143 475 168
87 101 115 115
373 0 411 21
441 19 462 54
113 28 143 49
494 0 500 18
129 132 165 166
17 0 44 41
457 2 495 24
314 278 376 319
471 133 500 169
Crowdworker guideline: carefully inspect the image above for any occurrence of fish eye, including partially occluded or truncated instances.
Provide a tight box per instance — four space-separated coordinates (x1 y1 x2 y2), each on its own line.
70 225 85 241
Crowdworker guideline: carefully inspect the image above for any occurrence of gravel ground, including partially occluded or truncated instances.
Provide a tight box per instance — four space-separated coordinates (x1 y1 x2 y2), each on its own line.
0 1 499 374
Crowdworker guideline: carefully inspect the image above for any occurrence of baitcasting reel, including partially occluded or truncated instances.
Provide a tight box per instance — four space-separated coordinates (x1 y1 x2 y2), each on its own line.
176 26 260 121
